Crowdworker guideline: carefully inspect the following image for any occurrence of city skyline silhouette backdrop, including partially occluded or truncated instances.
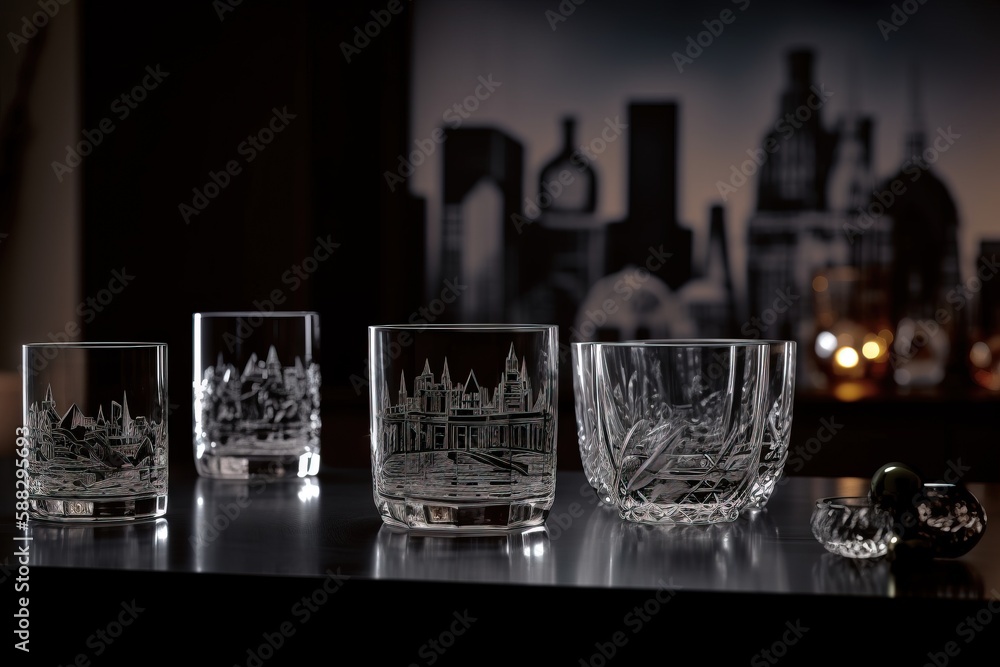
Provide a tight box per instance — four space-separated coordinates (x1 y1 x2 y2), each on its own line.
408 0 999 317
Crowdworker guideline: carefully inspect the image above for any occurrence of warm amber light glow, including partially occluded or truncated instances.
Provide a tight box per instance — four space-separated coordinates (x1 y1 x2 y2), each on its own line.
812 275 829 292
834 346 860 368
862 341 882 360
832 381 877 402
878 329 894 345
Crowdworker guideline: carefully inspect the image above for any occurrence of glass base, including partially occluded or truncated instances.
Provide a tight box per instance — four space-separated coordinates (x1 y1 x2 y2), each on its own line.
618 501 743 525
376 498 550 532
29 493 167 523
195 451 320 479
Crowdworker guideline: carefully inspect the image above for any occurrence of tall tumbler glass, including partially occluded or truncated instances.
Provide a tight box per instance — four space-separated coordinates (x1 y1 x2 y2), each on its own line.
369 324 558 531
193 312 321 479
592 340 770 524
21 342 169 522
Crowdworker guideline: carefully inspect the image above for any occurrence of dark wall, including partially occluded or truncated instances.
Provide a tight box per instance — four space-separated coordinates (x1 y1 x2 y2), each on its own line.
79 0 418 473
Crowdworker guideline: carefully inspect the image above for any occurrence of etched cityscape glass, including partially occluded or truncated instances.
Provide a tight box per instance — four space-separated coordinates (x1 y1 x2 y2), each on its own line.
369 324 558 531
193 312 321 479
592 340 770 524
21 342 168 522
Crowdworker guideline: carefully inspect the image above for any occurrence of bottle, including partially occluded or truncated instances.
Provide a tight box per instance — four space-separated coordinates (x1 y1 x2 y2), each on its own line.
537 116 596 215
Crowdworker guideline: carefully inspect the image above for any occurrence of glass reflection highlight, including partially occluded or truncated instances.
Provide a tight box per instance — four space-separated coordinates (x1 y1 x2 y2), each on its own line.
27 518 169 570
374 525 553 585
192 477 321 574
576 502 786 590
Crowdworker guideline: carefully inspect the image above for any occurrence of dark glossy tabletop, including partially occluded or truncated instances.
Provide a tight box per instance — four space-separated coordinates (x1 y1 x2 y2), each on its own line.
5 462 998 600
5 460 1000 665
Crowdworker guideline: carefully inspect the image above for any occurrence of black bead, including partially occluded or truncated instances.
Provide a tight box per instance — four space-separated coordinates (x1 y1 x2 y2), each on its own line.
870 461 924 514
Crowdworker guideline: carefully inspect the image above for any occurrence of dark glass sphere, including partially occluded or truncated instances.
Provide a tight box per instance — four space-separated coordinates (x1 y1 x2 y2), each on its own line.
870 462 924 514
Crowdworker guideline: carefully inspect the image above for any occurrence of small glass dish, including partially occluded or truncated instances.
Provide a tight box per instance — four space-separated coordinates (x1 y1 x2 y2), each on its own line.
810 496 896 559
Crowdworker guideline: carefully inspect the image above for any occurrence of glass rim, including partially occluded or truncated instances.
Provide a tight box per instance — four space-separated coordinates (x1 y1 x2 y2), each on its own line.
628 338 796 346
369 323 557 331
589 339 781 349
194 311 319 318
23 342 167 349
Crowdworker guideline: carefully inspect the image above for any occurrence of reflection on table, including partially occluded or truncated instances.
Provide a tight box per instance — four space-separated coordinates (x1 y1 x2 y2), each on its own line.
5 466 997 603
374 525 554 584
191 476 323 575
28 519 170 570
574 501 790 592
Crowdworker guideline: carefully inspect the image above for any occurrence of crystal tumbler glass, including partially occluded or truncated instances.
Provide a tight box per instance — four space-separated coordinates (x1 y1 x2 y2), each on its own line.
21 342 168 522
571 341 608 504
193 312 321 479
592 340 770 524
745 340 796 511
369 324 558 531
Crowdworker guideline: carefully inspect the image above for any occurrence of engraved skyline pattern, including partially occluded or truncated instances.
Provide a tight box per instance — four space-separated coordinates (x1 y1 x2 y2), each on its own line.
197 345 321 448
25 385 167 496
375 344 556 509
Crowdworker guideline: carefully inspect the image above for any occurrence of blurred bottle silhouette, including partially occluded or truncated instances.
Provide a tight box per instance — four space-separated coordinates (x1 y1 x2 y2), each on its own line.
680 204 737 338
537 116 596 215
